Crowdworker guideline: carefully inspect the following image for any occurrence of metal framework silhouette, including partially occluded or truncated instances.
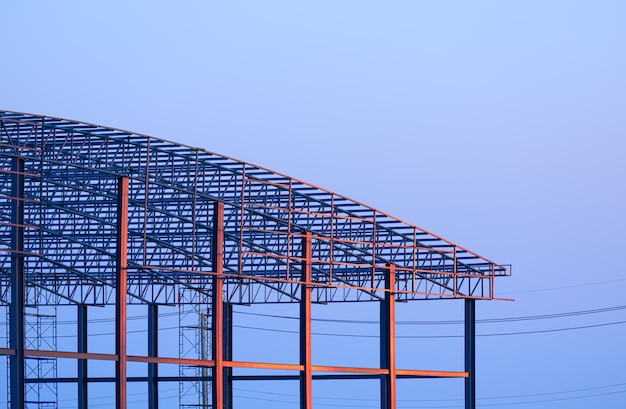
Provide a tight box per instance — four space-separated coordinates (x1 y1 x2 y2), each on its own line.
0 111 509 409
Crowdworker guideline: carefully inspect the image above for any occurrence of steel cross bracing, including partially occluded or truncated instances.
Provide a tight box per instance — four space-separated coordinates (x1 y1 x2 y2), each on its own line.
0 111 508 307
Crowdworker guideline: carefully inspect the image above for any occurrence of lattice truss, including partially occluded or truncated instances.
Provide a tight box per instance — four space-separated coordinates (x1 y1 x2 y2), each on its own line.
0 111 509 307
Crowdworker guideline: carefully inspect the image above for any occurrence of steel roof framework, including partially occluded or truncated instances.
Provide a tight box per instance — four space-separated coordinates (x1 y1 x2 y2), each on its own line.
0 111 509 409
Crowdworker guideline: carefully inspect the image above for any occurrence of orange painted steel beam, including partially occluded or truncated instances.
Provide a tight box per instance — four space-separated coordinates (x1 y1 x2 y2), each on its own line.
300 231 313 409
212 201 225 409
26 350 118 361
0 193 40 203
396 369 468 378
0 248 42 257
312 365 385 375
130 356 215 366
22 349 218 367
0 222 40 229
225 361 303 371
140 265 469 299
116 176 129 409
22 373 468 383
0 168 41 178
1 348 469 378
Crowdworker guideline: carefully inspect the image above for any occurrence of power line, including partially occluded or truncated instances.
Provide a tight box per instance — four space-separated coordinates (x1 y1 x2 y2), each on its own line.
9 303 625 327
231 388 626 408
237 380 626 402
501 277 626 295
234 304 626 325
40 381 626 408
1 313 625 340
232 319 626 338
411 381 626 402
446 389 626 408
2 316 623 341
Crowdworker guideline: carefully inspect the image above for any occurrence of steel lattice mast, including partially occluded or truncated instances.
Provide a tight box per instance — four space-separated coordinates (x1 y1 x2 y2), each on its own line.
0 110 509 409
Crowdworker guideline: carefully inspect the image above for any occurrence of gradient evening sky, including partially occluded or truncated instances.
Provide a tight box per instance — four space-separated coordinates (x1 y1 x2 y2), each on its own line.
1 1 625 408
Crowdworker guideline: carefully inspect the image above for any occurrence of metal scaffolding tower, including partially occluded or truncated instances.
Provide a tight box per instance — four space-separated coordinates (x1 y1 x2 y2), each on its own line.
0 110 510 409
178 290 211 409
24 305 58 409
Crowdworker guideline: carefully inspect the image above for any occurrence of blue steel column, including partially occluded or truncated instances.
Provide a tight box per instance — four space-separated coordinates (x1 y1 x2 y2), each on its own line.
223 302 233 409
380 264 396 409
115 177 129 409
465 299 476 409
10 157 25 409
78 305 88 409
299 232 313 409
211 201 225 409
148 304 158 409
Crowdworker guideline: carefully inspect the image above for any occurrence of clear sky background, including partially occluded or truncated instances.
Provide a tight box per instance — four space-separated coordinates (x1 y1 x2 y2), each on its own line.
1 1 625 408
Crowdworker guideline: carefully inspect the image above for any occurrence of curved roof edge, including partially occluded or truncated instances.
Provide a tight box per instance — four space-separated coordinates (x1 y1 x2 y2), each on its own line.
0 110 510 304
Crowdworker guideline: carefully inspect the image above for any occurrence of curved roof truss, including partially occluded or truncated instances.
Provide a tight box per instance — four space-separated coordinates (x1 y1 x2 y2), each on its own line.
0 111 509 305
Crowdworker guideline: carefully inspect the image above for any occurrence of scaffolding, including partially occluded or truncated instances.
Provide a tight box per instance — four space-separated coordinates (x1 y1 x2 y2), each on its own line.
178 290 211 409
0 110 510 409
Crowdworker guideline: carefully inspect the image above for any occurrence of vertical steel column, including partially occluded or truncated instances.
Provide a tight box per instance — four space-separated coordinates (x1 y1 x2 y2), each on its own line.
223 302 233 409
10 157 25 409
148 304 158 409
211 201 225 409
380 264 396 409
115 177 129 409
299 232 313 409
465 299 476 409
78 305 88 409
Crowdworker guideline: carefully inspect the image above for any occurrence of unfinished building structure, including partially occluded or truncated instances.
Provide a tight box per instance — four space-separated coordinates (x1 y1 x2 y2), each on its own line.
0 111 509 409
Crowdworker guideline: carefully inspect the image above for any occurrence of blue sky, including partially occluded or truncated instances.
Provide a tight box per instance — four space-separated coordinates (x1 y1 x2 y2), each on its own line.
1 1 625 408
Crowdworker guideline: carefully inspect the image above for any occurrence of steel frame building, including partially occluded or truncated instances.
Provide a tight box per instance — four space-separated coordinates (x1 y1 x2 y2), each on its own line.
0 110 509 409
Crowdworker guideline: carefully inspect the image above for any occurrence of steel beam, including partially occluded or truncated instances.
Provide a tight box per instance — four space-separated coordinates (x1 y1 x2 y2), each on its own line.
300 231 313 409
78 305 88 409
10 157 25 409
465 299 476 409
3 348 464 378
212 201 225 409
148 304 158 409
23 371 467 384
380 264 397 409
115 177 129 409
224 302 234 409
